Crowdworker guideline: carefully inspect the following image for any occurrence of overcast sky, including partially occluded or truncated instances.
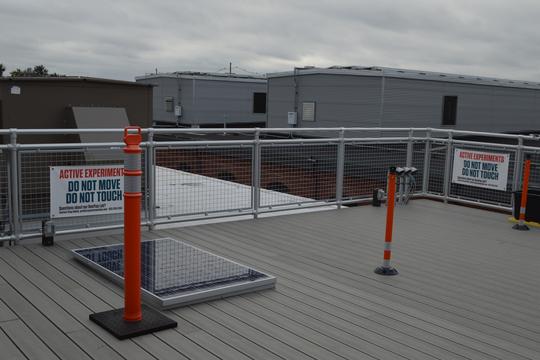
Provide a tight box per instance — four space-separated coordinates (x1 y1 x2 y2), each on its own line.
1 0 540 81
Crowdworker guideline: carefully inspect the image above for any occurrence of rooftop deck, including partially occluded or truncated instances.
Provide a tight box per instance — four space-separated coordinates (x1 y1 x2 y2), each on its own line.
1 200 539 360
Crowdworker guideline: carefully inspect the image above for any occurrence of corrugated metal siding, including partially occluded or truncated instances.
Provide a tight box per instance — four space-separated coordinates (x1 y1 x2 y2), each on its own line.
382 78 540 132
137 77 267 126
183 79 266 125
136 77 179 125
297 75 382 128
268 73 540 133
382 78 447 128
267 76 295 128
267 75 382 129
178 78 194 124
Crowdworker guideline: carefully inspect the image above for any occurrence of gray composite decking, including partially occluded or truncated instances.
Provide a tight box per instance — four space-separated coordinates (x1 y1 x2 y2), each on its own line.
1 199 539 360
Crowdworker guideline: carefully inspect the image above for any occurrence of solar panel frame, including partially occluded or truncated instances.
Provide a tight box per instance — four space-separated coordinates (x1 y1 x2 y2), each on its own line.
72 238 276 309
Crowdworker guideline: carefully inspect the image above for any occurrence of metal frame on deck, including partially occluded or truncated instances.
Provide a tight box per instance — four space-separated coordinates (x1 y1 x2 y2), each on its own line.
72 238 277 309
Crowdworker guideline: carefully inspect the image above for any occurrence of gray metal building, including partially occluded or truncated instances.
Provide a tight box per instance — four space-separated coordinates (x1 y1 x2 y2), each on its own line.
267 66 540 133
135 72 267 128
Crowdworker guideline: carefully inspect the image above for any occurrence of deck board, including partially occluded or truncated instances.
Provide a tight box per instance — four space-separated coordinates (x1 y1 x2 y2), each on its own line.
0 324 29 360
156 226 530 360
0 200 539 360
1 320 56 360
171 208 540 354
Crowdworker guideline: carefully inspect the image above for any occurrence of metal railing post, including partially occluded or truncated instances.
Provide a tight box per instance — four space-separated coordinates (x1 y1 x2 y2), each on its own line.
146 128 156 230
422 129 431 194
512 137 524 192
9 129 21 243
442 132 453 203
336 128 345 209
252 129 261 219
406 128 414 167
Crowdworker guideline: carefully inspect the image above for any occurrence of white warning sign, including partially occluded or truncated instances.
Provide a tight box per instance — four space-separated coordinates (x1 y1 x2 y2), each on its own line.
50 165 124 218
451 148 510 191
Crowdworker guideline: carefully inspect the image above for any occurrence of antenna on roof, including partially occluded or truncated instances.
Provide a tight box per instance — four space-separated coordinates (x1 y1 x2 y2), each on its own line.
232 66 261 76
229 62 232 75
155 68 158 74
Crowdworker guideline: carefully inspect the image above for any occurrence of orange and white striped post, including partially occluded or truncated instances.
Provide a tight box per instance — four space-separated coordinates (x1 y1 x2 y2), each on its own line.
123 126 143 321
513 154 532 231
89 126 176 339
375 166 399 275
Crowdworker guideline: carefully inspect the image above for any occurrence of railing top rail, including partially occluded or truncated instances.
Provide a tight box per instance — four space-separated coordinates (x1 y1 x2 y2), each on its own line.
16 142 126 149
12 136 429 150
150 127 428 133
430 128 540 140
2 127 539 141
2 128 148 135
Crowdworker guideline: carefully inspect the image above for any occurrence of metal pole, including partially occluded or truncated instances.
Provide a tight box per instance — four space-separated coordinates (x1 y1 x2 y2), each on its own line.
442 132 453 203
336 128 345 209
406 129 414 167
398 174 404 205
512 137 524 192
9 129 21 244
375 167 398 275
422 130 431 194
252 129 261 219
513 154 531 231
146 128 156 230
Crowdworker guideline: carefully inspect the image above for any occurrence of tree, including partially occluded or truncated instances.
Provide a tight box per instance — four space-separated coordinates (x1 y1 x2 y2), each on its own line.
10 65 63 77
32 64 48 76
0 63 5 77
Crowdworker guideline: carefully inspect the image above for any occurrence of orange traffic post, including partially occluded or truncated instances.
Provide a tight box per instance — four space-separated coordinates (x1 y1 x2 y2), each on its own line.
513 155 532 231
374 166 399 275
89 126 176 340
123 126 143 321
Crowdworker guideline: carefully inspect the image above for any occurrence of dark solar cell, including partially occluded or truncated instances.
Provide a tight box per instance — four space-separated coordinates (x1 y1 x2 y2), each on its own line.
75 238 268 295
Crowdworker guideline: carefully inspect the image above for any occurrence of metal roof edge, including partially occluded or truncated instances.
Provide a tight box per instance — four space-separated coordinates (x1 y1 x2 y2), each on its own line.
267 66 540 90
0 76 150 87
135 72 267 83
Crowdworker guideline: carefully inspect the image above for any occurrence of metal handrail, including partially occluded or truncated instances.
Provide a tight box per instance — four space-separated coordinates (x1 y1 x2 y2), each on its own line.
1 126 537 245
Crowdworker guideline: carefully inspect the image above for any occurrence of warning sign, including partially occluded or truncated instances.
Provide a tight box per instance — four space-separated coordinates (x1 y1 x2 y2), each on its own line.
451 148 510 191
50 165 124 218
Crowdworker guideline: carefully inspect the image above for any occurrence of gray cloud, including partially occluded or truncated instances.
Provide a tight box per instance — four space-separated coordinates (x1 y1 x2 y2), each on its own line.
1 0 540 81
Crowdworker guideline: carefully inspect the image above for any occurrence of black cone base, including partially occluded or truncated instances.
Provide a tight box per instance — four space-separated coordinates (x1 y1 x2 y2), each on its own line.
374 266 399 276
513 223 530 231
89 304 177 340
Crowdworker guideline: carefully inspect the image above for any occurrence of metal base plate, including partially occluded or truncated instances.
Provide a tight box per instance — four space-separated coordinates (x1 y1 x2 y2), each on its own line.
374 266 399 276
512 223 530 231
89 304 177 340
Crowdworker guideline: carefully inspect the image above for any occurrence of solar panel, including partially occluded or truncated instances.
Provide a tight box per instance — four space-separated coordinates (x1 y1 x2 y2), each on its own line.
73 238 276 309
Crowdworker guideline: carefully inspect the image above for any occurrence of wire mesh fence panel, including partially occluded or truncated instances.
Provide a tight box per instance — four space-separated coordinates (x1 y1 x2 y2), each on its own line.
6 128 537 241
154 145 253 218
18 147 139 233
427 141 448 195
523 150 540 189
343 142 408 200
448 144 517 206
412 141 426 192
259 143 338 208
0 151 10 237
